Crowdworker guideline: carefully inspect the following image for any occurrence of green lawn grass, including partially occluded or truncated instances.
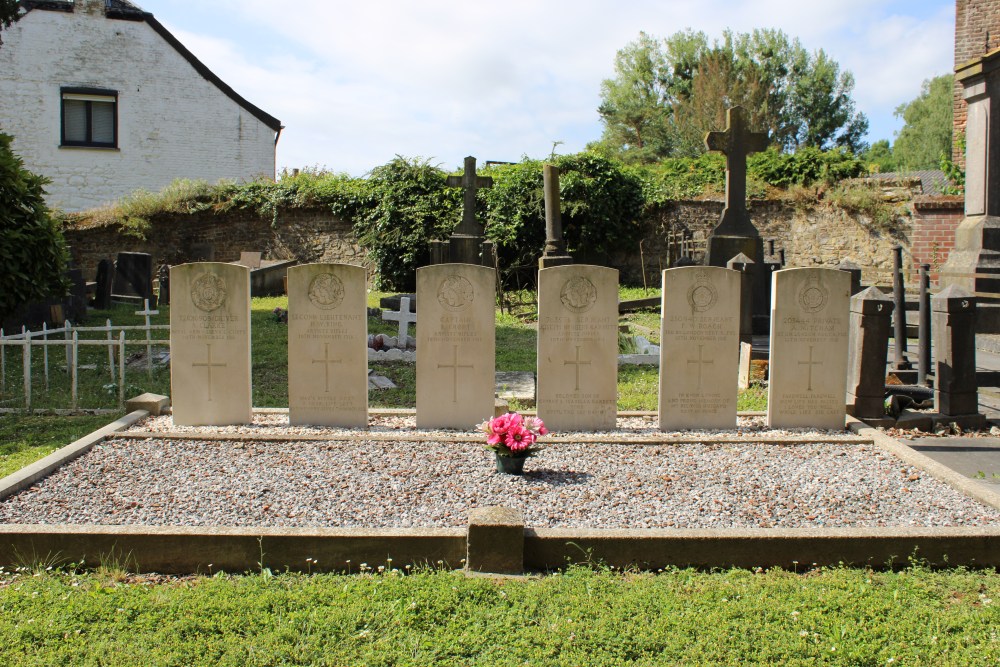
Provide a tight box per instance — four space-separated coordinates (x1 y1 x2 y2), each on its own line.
0 564 996 665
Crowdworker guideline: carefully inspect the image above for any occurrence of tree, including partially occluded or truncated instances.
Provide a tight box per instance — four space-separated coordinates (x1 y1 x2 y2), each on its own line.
0 132 69 322
861 139 897 173
595 29 870 160
891 74 953 171
0 0 21 46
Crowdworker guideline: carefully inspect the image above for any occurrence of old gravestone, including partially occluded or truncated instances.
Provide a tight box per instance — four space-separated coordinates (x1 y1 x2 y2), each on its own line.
767 268 851 430
113 252 154 305
659 266 741 430
536 264 618 431
287 263 367 427
170 262 252 426
416 264 495 428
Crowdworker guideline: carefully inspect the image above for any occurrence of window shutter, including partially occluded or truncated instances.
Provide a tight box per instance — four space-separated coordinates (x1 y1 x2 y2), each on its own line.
63 100 88 142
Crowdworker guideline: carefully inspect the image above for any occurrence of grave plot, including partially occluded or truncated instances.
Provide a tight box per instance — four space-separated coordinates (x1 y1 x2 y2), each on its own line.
2 411 999 531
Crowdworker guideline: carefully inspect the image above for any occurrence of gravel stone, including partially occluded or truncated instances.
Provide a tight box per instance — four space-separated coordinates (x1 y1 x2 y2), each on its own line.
1 414 998 530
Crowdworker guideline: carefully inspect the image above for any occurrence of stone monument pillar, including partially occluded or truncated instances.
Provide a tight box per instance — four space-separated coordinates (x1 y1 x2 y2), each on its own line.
846 286 894 426
539 164 573 269
939 48 1000 331
436 156 495 267
932 285 984 428
704 106 770 333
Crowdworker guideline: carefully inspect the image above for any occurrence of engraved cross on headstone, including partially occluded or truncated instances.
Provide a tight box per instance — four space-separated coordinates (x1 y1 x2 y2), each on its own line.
705 106 768 236
312 342 342 393
192 343 227 402
446 156 493 238
564 345 592 392
438 344 474 403
798 345 822 392
687 344 714 391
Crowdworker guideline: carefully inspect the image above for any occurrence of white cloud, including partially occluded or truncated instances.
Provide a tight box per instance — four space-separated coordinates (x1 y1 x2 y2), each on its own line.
149 0 955 172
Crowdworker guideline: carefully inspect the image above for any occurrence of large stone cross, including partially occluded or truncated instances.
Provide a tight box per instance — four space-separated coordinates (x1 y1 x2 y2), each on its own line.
447 156 493 237
705 106 768 236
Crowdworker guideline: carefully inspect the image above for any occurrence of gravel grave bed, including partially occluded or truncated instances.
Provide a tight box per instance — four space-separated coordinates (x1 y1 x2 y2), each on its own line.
1 415 998 529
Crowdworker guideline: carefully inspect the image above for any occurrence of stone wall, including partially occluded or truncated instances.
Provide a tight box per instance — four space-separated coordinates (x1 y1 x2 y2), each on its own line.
65 199 912 288
64 208 366 280
954 0 1000 165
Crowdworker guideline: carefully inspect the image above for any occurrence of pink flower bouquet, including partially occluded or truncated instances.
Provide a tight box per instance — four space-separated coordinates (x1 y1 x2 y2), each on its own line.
478 411 548 458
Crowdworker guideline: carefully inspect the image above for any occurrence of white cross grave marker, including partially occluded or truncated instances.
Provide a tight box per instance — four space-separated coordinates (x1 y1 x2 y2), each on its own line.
135 298 160 377
382 296 417 343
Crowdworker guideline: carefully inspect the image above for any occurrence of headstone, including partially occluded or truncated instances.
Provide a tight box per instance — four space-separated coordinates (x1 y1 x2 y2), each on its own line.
767 268 850 430
536 264 618 431
382 297 417 341
703 106 771 334
170 262 252 426
287 263 368 427
440 156 494 266
416 264 496 428
932 285 980 417
939 49 1000 331
94 259 114 310
846 286 894 423
238 251 262 270
837 260 863 295
659 266 741 430
738 341 753 390
157 264 170 306
539 164 573 269
113 252 154 304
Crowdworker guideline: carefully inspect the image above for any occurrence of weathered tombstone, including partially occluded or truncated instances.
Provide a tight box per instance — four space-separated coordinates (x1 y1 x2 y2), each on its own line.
382 297 417 341
113 252 154 304
537 264 618 431
737 341 753 390
238 251 263 270
659 266 741 430
435 156 494 267
838 260 863 295
539 164 573 269
416 264 495 428
157 264 170 306
287 263 368 427
703 106 770 334
846 286 894 424
933 285 984 425
94 259 114 310
939 49 1000 331
767 268 851 429
170 262 252 426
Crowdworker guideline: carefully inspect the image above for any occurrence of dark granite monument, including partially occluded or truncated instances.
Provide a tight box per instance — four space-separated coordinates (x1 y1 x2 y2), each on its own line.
112 252 155 306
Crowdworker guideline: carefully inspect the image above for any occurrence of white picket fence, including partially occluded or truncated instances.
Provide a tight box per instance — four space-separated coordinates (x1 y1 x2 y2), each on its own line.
0 301 169 413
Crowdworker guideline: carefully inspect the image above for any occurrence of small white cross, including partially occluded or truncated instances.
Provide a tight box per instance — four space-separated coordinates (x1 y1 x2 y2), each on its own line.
382 296 417 341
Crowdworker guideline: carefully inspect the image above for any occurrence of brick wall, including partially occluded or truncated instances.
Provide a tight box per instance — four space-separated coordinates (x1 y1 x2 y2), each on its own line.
953 0 1000 165
909 196 965 281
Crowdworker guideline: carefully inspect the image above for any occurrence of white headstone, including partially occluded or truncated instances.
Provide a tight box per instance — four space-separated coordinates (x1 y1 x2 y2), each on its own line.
659 266 741 430
767 267 851 429
416 264 496 429
536 264 618 431
170 262 252 426
287 263 368 427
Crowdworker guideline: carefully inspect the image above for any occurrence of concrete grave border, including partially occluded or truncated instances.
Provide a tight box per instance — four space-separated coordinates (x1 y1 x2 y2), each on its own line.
0 411 999 574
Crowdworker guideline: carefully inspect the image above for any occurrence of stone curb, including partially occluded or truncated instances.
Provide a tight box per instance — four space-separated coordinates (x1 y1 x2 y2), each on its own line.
0 410 147 502
848 416 1000 512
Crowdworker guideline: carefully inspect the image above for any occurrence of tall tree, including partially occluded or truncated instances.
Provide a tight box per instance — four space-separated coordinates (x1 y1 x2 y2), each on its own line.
892 74 953 171
595 29 870 160
595 32 675 162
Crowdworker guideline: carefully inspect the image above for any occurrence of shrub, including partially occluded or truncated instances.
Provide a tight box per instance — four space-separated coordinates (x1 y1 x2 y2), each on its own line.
0 132 69 321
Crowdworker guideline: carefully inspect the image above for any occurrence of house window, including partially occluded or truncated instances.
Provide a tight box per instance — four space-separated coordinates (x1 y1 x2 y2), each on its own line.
61 88 117 148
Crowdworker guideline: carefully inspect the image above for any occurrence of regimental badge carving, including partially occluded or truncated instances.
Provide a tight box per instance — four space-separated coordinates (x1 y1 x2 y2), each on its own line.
687 269 718 313
560 277 597 313
308 272 345 310
190 273 227 312
437 275 475 312
798 272 829 313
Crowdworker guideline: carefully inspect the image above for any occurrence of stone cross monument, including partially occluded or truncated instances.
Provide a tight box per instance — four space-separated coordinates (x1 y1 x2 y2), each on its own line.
704 105 770 332
539 164 573 269
940 47 1000 332
433 156 495 267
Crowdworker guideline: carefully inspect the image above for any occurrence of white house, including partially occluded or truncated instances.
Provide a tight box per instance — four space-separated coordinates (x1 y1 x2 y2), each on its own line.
0 0 282 212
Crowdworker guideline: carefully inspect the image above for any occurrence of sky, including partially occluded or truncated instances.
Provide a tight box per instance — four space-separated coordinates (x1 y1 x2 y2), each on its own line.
135 0 955 176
